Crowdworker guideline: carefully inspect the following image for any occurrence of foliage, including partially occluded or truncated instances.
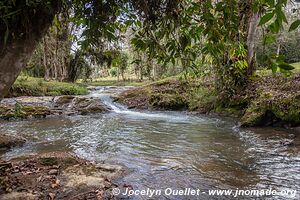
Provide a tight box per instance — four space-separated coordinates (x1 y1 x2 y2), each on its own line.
258 0 300 73
109 67 118 77
256 34 300 67
0 0 62 47
1 0 300 97
24 12 72 81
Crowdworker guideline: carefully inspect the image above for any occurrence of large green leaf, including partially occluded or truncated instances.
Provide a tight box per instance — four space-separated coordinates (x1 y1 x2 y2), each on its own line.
278 63 295 71
259 12 274 25
289 20 300 32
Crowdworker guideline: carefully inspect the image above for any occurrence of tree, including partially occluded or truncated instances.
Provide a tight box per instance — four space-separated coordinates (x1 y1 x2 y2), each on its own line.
25 12 72 81
0 0 298 98
0 0 62 98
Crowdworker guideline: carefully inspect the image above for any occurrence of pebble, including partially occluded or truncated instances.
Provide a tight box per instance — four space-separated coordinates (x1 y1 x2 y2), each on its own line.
48 169 58 175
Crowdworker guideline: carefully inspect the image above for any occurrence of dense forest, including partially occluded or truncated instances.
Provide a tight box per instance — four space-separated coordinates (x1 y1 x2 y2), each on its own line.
0 0 300 199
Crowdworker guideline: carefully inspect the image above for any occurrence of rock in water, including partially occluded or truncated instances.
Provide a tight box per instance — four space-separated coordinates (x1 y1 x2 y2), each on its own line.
0 133 26 150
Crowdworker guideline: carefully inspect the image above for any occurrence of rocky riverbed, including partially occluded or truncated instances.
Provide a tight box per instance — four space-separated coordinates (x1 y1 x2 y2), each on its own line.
0 95 109 120
0 91 127 200
0 152 125 200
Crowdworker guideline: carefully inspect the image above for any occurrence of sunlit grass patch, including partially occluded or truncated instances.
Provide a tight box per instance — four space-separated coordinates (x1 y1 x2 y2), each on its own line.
8 76 88 97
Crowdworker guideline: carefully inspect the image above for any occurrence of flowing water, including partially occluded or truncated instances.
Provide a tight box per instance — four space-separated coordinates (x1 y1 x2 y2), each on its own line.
0 87 299 199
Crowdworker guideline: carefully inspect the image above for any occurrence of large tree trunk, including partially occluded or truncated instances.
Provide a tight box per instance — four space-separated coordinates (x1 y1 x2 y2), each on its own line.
246 12 259 76
0 38 49 99
0 1 61 99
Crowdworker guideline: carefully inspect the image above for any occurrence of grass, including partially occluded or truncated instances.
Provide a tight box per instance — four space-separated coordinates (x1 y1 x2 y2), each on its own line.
87 76 153 87
256 61 300 76
291 62 300 71
8 76 88 97
88 75 183 87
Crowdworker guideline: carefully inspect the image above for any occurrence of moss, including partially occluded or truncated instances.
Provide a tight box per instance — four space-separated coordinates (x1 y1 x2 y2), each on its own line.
241 91 300 127
214 106 242 116
272 96 300 124
38 157 59 166
46 91 60 96
0 104 50 119
149 93 187 110
240 104 267 127
187 87 217 112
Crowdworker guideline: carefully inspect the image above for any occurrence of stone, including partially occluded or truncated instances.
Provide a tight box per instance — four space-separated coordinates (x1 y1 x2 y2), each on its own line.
48 169 58 175
0 134 26 150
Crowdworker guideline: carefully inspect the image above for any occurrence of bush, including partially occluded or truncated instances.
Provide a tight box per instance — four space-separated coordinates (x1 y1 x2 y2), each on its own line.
109 67 118 77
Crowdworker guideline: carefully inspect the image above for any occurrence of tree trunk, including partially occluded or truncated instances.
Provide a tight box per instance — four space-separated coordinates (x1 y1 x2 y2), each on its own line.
43 37 50 81
139 65 143 81
0 1 61 99
0 40 37 98
246 12 259 76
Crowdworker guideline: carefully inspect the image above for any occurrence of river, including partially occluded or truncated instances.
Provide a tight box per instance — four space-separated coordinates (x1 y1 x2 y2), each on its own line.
0 87 299 199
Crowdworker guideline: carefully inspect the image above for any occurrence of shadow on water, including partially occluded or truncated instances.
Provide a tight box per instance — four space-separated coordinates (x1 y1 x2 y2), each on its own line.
0 86 299 199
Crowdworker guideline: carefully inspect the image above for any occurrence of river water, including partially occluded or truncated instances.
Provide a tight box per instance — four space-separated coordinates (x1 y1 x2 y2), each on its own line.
0 87 299 199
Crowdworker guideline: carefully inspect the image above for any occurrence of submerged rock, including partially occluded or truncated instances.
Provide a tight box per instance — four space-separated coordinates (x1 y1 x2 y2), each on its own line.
0 133 26 150
54 96 108 115
53 95 75 105
0 104 50 120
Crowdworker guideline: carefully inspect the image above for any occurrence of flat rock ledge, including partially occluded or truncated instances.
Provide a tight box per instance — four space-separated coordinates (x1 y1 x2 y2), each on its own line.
0 95 109 120
0 152 125 200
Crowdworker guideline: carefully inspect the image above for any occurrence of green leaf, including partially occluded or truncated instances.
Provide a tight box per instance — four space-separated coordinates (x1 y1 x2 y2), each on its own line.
263 34 275 45
259 12 274 25
278 63 295 70
276 55 285 63
269 21 280 33
276 8 287 24
289 20 300 32
266 0 275 7
271 63 278 74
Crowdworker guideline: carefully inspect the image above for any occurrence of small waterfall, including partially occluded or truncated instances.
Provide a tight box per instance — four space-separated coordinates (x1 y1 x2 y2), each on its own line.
89 86 203 122
89 86 128 113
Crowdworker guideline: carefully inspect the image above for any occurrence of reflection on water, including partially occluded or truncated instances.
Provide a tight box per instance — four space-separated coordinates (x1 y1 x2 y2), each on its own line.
0 87 299 199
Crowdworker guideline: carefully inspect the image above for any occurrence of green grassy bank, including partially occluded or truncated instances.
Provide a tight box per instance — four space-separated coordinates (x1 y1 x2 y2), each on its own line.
6 76 88 97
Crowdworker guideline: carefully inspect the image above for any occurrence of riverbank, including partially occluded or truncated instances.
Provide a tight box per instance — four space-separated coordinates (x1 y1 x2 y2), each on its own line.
115 73 300 127
0 152 124 199
6 76 88 97
1 85 299 199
